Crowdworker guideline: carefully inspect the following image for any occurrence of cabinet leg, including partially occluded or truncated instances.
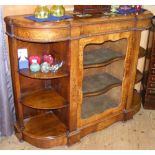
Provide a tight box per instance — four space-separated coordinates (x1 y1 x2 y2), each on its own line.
67 129 81 146
14 123 23 142
122 109 133 122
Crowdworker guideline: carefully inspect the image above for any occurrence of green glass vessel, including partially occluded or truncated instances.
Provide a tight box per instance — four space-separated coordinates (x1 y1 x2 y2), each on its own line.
50 5 65 17
30 62 40 72
34 5 50 19
110 5 120 13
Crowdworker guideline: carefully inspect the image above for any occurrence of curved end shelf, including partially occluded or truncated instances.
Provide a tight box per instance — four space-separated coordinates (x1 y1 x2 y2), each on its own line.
19 69 68 79
21 89 67 110
139 46 146 58
135 69 143 84
23 112 67 148
128 89 141 116
133 89 141 107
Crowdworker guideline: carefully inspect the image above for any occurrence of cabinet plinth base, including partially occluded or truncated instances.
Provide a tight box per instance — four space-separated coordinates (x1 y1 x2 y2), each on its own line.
14 92 141 148
15 113 68 148
14 91 141 148
68 90 141 145
23 132 67 149
67 129 81 146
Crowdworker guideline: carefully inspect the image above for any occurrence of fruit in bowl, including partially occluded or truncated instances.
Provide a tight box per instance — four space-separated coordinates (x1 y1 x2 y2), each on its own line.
29 56 41 65
43 54 54 65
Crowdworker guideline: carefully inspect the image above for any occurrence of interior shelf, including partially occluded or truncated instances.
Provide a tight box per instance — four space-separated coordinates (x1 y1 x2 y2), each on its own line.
83 46 145 69
84 48 125 69
81 93 118 119
23 112 67 147
19 69 68 79
83 72 121 97
83 69 142 97
21 89 67 109
81 89 140 119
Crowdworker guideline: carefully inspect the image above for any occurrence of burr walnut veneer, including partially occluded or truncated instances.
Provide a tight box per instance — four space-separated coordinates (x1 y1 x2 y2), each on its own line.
5 11 152 148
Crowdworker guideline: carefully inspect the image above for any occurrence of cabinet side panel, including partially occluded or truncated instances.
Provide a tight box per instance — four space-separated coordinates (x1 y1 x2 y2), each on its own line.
8 37 24 128
125 31 141 109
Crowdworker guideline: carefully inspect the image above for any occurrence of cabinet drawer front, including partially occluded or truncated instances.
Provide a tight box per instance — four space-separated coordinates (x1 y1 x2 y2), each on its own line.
148 82 155 88
144 100 155 107
149 75 155 82
145 95 155 104
151 63 155 68
152 45 155 54
151 53 155 57
151 56 155 67
147 88 155 95
151 68 155 75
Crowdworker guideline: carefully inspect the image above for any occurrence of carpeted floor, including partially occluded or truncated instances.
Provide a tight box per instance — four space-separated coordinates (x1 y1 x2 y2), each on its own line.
0 107 155 150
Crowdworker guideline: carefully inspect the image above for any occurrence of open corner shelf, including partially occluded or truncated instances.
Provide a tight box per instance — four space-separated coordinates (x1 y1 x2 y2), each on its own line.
130 89 141 114
19 69 68 79
139 46 146 58
136 69 143 84
21 89 67 109
23 112 67 148
133 89 141 105
84 48 125 69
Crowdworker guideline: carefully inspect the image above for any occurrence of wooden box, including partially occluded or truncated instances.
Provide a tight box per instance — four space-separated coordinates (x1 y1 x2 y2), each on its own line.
74 5 111 14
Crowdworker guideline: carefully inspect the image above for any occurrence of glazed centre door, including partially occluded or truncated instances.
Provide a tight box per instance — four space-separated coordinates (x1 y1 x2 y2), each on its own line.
77 31 141 127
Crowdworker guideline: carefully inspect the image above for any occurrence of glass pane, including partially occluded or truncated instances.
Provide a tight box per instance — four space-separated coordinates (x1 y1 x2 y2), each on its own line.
81 38 127 119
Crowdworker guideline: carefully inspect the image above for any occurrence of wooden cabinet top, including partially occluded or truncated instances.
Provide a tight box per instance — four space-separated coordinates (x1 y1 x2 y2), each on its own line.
5 11 153 42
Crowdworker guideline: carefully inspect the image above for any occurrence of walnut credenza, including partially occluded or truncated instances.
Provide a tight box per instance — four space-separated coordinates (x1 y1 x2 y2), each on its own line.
5 11 152 148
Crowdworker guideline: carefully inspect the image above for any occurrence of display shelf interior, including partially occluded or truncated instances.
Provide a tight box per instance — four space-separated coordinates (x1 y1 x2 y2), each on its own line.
83 46 145 69
23 112 67 138
83 48 125 69
19 68 68 79
83 69 142 97
21 89 67 109
83 72 121 97
81 93 118 119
